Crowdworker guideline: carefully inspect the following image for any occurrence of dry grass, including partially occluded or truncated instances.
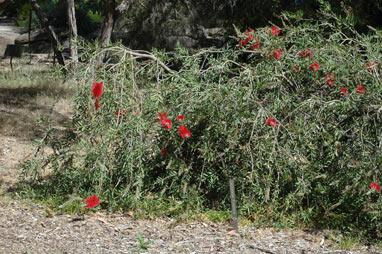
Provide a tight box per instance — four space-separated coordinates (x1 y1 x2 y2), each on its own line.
0 55 75 191
0 55 74 140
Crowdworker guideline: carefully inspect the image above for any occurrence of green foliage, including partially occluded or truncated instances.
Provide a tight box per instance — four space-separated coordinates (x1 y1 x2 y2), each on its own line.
23 4 382 240
12 1 101 35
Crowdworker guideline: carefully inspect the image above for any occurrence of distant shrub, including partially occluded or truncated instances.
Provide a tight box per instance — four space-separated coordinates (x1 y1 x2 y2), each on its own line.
14 2 100 36
24 2 382 239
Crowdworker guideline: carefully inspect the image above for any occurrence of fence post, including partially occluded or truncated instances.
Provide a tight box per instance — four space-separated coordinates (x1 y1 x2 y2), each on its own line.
4 44 26 72
229 177 239 231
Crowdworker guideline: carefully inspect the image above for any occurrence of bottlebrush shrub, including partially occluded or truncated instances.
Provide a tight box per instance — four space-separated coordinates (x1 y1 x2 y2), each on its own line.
24 4 382 239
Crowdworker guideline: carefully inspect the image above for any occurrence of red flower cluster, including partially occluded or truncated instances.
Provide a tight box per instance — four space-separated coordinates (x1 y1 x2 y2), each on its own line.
340 87 348 96
92 82 104 109
370 182 381 192
157 113 191 155
92 82 104 98
326 73 334 87
298 49 312 58
366 62 377 71
266 118 277 128
272 49 282 60
271 26 280 36
309 62 319 72
238 29 260 50
356 85 365 95
157 112 168 120
323 73 366 97
337 85 365 96
84 195 100 208
161 119 172 129
293 66 299 72
157 112 172 129
178 125 191 139
94 100 100 109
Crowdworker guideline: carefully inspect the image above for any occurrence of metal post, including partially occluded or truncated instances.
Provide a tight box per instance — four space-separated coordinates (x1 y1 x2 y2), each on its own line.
229 178 239 231
10 56 13 72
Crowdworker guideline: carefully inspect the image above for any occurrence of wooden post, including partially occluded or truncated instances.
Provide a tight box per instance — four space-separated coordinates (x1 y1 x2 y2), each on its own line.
4 44 26 72
229 178 239 231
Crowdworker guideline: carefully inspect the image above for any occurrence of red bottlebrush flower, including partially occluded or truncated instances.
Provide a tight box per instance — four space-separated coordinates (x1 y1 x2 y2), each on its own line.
178 125 191 139
160 149 167 155
272 49 282 60
370 182 381 192
366 62 377 71
92 82 104 99
161 119 172 130
271 26 280 36
356 85 365 94
251 40 260 50
298 49 312 58
177 115 184 121
245 29 254 40
340 87 348 96
94 100 100 109
326 73 334 87
293 66 299 72
157 112 168 121
239 29 256 48
309 62 319 72
238 39 247 48
84 195 100 208
266 118 276 128
326 79 334 87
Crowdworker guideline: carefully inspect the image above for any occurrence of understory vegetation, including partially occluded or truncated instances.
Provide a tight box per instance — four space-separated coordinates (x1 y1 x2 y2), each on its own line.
20 2 382 241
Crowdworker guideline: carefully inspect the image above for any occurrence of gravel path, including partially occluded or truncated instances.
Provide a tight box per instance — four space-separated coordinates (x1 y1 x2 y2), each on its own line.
1 196 379 254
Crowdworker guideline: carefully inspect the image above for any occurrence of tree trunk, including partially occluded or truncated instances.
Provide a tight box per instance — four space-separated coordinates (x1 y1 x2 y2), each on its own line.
30 0 65 66
97 0 115 67
99 0 115 49
96 0 133 67
28 4 32 63
66 0 78 63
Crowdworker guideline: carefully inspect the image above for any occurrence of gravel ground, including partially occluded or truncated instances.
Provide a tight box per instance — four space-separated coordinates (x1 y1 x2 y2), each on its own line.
1 196 381 254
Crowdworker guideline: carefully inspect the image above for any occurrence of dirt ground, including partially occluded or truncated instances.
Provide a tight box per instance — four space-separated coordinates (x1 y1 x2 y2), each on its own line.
0 57 381 254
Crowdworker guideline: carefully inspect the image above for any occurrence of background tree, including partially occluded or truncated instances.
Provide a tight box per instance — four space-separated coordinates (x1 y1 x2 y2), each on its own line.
66 0 78 64
97 0 133 65
30 0 65 65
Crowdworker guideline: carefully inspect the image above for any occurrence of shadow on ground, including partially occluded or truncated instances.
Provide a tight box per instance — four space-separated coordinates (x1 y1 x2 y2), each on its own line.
0 75 74 140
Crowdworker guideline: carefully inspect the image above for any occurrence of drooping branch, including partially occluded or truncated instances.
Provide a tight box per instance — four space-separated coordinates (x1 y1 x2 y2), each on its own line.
97 0 134 67
30 0 65 66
